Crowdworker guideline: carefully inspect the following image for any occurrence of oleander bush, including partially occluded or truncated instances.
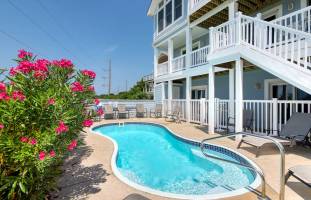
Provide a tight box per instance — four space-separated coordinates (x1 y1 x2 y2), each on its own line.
0 50 101 199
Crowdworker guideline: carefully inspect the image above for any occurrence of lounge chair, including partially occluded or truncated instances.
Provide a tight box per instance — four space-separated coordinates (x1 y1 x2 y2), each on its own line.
226 109 254 134
117 104 129 119
238 112 311 157
136 104 147 118
150 104 162 118
165 106 181 123
285 165 311 188
103 104 114 119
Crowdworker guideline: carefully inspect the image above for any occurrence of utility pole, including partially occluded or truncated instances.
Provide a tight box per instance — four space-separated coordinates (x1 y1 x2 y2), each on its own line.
125 80 128 92
102 59 112 95
108 59 111 95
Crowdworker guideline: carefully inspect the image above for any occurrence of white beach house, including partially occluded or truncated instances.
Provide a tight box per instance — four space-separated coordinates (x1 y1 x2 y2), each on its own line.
148 0 311 134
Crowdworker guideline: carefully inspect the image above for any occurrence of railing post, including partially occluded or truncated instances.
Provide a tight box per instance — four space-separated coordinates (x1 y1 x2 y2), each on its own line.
200 98 206 125
273 98 278 135
209 27 214 53
235 12 242 45
186 76 192 122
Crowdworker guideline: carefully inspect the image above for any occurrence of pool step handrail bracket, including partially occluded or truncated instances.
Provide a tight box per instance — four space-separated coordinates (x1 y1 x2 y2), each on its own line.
118 121 125 127
200 132 285 200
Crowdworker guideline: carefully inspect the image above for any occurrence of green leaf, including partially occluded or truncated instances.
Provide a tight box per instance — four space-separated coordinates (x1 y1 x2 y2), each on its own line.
19 182 27 193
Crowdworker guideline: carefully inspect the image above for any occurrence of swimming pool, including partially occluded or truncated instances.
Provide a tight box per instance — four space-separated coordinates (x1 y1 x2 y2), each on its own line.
92 123 261 199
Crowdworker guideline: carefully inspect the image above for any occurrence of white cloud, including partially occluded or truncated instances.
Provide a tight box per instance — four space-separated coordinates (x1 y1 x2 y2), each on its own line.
104 44 119 53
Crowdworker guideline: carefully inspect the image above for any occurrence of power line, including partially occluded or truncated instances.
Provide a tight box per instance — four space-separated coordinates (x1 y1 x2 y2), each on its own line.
0 29 45 57
36 0 95 62
7 0 86 66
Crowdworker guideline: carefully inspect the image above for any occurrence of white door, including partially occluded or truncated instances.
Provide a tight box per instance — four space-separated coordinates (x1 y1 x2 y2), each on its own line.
173 86 180 99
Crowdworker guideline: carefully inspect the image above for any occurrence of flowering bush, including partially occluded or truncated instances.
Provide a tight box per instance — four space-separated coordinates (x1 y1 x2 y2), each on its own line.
0 50 97 199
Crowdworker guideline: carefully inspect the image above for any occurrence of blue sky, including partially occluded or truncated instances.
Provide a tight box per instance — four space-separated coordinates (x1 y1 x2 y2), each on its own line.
0 0 154 94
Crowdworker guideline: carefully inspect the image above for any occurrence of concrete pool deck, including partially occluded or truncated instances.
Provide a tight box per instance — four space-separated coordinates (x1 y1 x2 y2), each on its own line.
53 118 311 200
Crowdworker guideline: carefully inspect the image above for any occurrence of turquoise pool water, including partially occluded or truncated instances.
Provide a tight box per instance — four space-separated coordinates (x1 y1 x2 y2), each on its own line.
94 123 256 196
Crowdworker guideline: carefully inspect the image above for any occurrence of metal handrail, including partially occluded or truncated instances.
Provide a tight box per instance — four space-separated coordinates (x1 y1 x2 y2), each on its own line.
200 132 285 200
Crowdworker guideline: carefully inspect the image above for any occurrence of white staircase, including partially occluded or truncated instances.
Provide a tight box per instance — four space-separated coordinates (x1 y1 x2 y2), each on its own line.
211 12 311 94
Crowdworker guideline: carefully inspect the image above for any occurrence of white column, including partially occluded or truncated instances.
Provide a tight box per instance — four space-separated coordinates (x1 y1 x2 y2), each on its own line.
208 65 215 134
186 76 192 122
235 58 243 133
186 27 192 67
161 82 166 101
228 0 238 20
229 68 235 120
168 80 173 111
168 39 174 73
154 48 158 77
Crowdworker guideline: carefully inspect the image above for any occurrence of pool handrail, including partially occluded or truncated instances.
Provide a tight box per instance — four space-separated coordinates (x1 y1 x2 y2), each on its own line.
200 132 286 200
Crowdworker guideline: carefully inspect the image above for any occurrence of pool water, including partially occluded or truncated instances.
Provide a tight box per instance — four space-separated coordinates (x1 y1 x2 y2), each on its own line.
94 123 256 196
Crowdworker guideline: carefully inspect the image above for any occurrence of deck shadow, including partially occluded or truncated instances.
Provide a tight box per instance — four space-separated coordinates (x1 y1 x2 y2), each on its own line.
123 193 151 200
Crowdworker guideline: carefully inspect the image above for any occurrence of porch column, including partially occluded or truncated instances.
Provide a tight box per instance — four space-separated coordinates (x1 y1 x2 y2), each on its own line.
235 58 244 133
208 65 215 134
228 0 238 20
186 26 192 67
229 68 235 119
186 76 192 122
154 48 158 77
168 38 174 73
168 80 173 111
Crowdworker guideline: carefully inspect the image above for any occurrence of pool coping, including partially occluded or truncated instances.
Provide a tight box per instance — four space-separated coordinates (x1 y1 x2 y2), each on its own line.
91 122 262 200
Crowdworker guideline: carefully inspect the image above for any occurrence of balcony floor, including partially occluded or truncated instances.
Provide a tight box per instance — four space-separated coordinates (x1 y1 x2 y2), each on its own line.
52 118 311 200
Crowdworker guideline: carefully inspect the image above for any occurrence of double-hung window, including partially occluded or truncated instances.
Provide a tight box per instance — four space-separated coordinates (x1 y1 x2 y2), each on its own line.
165 1 172 26
157 0 183 34
158 9 164 32
174 0 182 20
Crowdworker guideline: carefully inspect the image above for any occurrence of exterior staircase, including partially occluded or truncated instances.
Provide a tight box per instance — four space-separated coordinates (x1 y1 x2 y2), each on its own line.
211 9 311 94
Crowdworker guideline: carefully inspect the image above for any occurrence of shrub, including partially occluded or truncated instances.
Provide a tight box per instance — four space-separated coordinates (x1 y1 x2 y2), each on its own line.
0 50 99 199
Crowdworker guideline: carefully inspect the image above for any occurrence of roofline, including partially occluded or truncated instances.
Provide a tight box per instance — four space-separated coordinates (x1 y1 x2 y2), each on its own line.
147 0 157 16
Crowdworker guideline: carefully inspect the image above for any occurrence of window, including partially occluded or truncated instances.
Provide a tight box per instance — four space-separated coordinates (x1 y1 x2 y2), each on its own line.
180 42 200 55
174 0 182 20
165 1 172 26
158 9 164 32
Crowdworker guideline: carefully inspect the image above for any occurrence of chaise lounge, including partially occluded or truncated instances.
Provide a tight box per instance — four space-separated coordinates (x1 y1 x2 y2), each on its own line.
285 165 311 188
237 112 311 157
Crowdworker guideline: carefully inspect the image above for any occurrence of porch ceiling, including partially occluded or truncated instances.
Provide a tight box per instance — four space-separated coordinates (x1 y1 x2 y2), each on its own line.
190 0 278 29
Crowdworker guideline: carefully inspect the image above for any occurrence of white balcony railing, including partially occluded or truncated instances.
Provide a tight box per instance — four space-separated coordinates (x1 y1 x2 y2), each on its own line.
172 55 186 72
162 98 311 134
272 6 311 33
157 61 169 76
191 45 210 67
189 0 207 14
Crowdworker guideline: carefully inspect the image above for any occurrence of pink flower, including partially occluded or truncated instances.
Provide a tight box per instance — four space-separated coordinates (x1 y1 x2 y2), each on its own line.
71 82 84 92
0 82 6 91
48 98 55 105
94 98 100 105
39 151 46 161
49 150 56 157
9 67 17 76
55 121 69 135
34 59 49 72
52 59 73 69
12 91 26 101
20 136 29 143
15 60 35 74
18 49 33 59
0 92 10 101
30 138 37 145
97 108 104 116
83 119 93 127
88 85 95 91
67 139 78 151
0 124 4 129
81 70 96 79
33 71 47 80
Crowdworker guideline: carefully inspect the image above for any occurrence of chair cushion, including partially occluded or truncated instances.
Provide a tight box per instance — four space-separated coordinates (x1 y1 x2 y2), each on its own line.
280 113 311 138
289 165 311 186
